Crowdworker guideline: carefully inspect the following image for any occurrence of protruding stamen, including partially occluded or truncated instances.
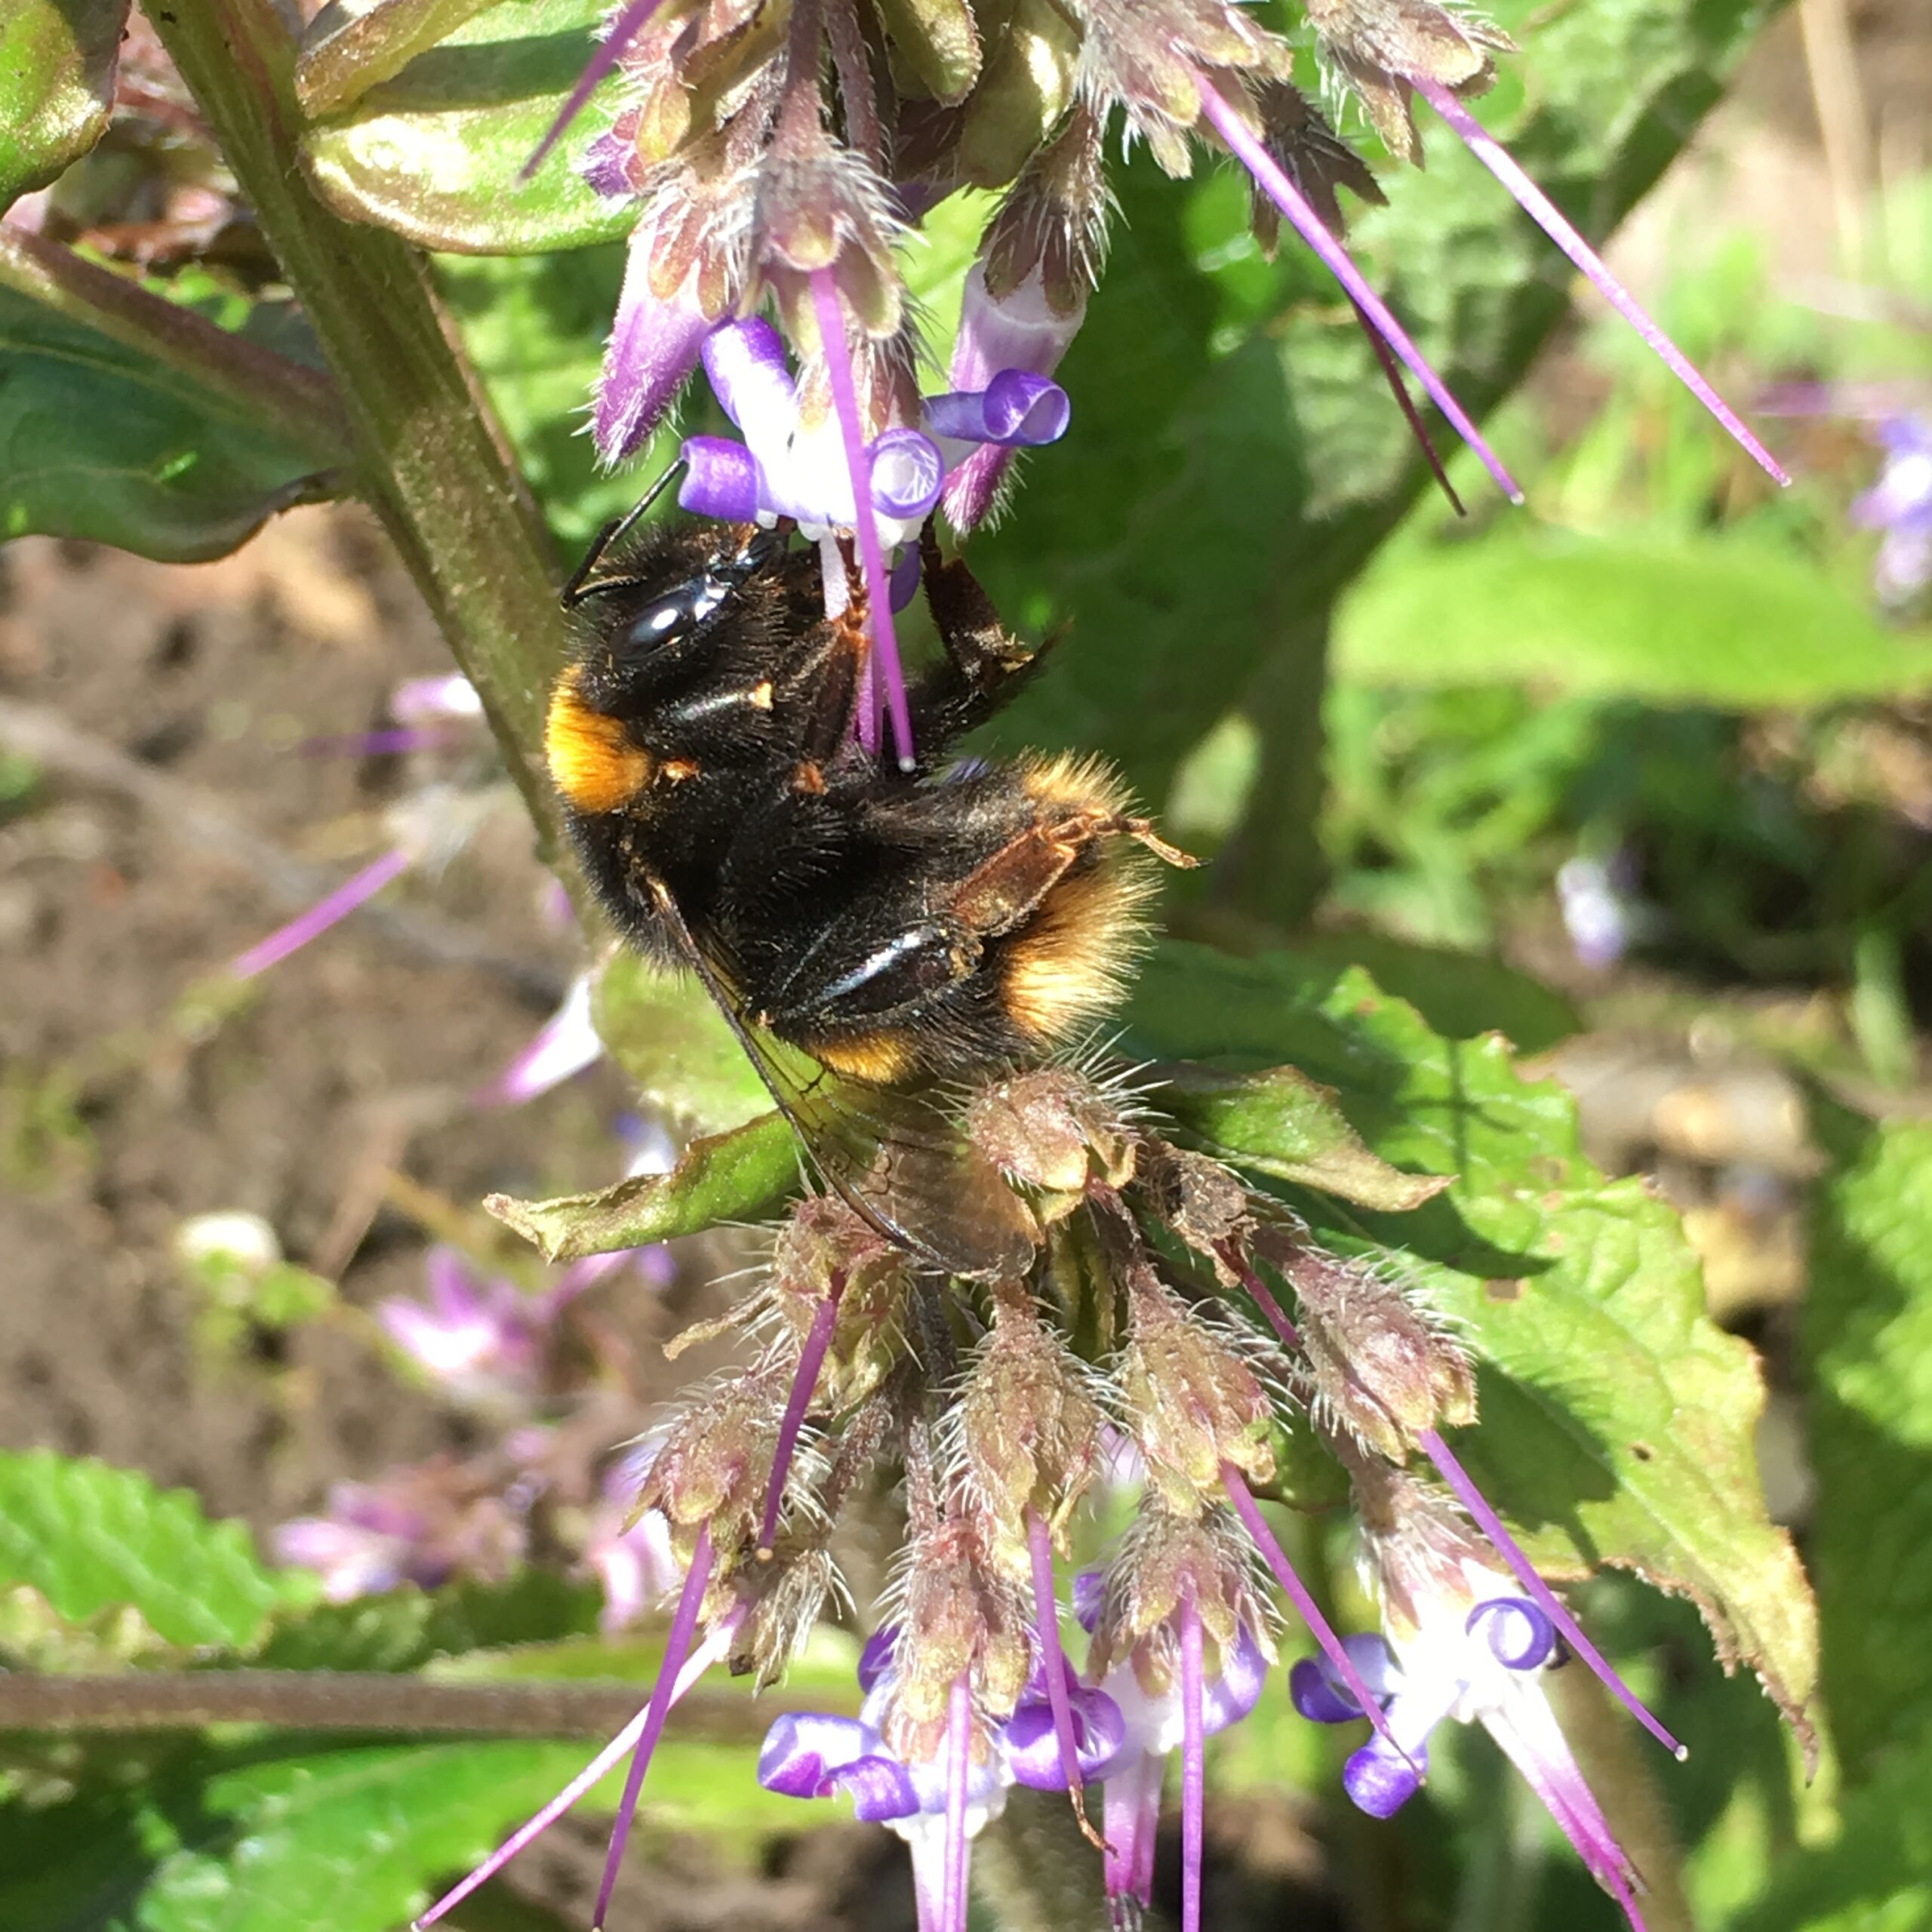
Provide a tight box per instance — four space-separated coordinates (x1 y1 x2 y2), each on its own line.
809 269 915 771
591 1525 718 1928
1218 1244 1302 1352
1026 1507 1103 1844
1178 1586 1206 1932
414 1601 737 1928
522 0 669 180
1193 72 1523 505
231 848 412 980
1349 300 1466 517
1411 79 1790 490
1221 1466 1412 1765
942 1672 971 1932
758 1271 844 1556
1418 1427 1685 1759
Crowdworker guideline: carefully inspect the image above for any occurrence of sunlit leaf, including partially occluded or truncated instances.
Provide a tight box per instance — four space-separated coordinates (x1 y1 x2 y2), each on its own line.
0 0 129 204
0 1451 298 1651
302 0 632 255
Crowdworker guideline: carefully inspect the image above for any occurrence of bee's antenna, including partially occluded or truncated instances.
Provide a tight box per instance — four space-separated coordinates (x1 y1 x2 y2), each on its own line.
561 457 689 608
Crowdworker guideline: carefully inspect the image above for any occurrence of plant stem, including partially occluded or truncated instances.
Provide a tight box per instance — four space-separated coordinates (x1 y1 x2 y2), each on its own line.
146 0 567 844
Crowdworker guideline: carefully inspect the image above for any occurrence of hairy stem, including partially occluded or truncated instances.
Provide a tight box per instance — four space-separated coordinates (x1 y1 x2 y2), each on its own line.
146 0 567 844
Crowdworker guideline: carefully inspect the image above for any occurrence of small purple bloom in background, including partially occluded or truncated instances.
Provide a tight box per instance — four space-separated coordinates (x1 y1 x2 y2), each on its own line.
375 1247 555 1407
272 1461 526 1602
581 1472 680 1632
478 971 602 1107
1853 414 1932 608
1557 851 1643 973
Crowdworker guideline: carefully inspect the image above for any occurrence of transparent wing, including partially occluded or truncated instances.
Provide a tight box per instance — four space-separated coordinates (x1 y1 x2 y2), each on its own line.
644 878 1038 1281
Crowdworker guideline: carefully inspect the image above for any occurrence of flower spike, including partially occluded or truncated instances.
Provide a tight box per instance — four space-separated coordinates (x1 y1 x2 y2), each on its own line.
811 268 915 768
592 1524 718 1928
1411 79 1789 489
1418 1426 1685 1759
1193 71 1523 504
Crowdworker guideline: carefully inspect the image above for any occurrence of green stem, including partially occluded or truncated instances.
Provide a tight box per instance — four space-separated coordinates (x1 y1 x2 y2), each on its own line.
146 0 567 844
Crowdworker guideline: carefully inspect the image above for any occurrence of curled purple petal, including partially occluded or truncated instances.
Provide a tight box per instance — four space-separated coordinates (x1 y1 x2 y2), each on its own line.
1072 1569 1105 1634
757 1711 879 1795
923 373 1072 448
678 436 764 523
1469 1597 1557 1672
1203 1623 1269 1735
858 1624 900 1693
1344 1736 1429 1818
703 318 795 441
1290 1656 1363 1724
831 1753 924 1822
1004 1686 1127 1789
869 428 945 518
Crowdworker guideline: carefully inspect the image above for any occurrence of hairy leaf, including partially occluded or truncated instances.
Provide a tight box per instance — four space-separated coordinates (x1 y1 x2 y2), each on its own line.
488 1109 799 1258
1337 530 1932 706
0 0 129 203
590 951 771 1137
302 0 632 255
0 283 334 561
1127 941 1819 1747
0 1451 296 1651
1803 1105 1932 1786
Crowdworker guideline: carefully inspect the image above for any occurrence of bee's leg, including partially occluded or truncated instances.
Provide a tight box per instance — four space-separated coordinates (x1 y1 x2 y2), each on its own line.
903 521 1058 752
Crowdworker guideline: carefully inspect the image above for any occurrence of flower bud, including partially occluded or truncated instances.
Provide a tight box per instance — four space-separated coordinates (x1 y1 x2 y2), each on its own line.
964 1066 1135 1208
1115 1269 1275 1509
769 1194 912 1410
631 1361 792 1564
1131 1140 1251 1268
1304 0 1515 165
954 1288 1105 1563
1254 1228 1475 1460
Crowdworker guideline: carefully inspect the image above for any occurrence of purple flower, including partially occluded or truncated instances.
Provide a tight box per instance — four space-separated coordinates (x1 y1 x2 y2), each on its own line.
478 971 602 1106
1852 414 1932 607
375 1247 555 1406
937 265 1084 533
1295 1583 1648 1930
594 217 717 466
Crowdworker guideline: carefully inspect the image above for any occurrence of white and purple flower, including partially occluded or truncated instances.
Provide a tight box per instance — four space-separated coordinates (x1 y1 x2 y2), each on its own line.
1852 414 1932 608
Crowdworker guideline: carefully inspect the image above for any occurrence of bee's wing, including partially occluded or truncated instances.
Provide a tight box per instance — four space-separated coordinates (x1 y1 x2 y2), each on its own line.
643 878 1038 1281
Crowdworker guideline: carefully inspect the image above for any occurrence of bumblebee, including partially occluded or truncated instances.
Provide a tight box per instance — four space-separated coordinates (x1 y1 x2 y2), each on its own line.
545 493 1189 1278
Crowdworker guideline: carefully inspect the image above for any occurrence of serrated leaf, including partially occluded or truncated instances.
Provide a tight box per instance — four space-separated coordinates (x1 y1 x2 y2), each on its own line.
1127 941 1819 1746
0 284 334 561
0 1452 295 1651
0 0 129 204
302 0 635 255
488 1108 800 1258
1152 1063 1449 1209
1336 531 1932 706
591 950 771 1135
252 1572 601 1673
1803 1105 1932 1786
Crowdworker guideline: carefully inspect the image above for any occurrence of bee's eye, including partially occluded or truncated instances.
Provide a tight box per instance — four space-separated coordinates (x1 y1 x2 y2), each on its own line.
623 574 732 651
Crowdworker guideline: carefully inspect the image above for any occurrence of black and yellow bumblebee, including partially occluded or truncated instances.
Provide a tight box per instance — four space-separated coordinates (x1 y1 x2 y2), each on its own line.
545 491 1189 1279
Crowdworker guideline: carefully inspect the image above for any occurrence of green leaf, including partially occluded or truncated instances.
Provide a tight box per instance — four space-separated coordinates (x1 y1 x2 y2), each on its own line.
1733 1725 1932 1932
488 1109 800 1259
590 951 771 1136
0 1452 295 1651
1127 940 1819 1746
252 1572 601 1673
296 0 506 118
302 0 634 255
0 0 129 204
1803 1106 1932 1786
1152 1063 1450 1210
1336 530 1932 706
0 282 334 561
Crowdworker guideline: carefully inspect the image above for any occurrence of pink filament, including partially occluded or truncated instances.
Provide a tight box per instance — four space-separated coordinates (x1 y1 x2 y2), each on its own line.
592 1524 717 1928
809 269 916 770
1412 79 1789 489
1179 1589 1206 1932
1219 1244 1303 1352
1417 1427 1685 1758
232 847 411 979
1025 1507 1088 1801
523 0 671 180
1220 1465 1411 1764
414 1604 737 1928
942 1673 971 1932
1193 72 1522 504
757 1277 843 1555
